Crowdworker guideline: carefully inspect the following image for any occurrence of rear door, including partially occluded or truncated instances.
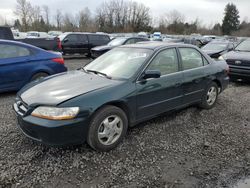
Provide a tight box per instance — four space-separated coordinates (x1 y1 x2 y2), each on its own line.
0 43 33 91
136 48 183 121
178 47 211 104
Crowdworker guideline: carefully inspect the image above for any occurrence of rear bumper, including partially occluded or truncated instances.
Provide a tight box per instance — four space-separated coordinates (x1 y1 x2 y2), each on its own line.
220 76 230 92
15 114 89 146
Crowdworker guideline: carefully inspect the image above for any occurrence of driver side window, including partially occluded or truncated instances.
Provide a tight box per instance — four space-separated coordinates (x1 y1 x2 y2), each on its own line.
147 48 179 76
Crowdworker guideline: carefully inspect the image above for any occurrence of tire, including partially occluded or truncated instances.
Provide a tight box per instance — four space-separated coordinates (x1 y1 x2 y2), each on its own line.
87 105 128 152
199 82 218 109
31 72 49 81
86 53 91 58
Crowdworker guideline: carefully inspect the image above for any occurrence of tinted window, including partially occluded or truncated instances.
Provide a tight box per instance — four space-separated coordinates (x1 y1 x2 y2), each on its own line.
66 34 78 42
179 48 203 70
147 48 179 75
0 44 30 59
135 38 147 43
88 35 109 42
79 34 88 42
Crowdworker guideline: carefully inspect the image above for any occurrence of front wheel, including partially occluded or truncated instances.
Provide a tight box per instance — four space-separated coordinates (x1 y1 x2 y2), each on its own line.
87 105 128 152
199 82 218 109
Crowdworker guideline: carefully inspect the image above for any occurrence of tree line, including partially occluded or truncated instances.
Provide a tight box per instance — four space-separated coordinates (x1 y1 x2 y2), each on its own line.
12 0 250 36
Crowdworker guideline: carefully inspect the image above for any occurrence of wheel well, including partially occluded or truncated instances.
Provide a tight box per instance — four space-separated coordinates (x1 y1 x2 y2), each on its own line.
30 71 50 80
213 79 222 92
99 101 131 125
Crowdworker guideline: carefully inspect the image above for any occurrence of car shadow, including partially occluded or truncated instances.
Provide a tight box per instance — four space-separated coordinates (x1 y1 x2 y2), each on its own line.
0 91 16 97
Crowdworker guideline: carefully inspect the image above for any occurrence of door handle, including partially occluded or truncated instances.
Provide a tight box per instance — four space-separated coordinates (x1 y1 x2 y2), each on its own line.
175 83 181 87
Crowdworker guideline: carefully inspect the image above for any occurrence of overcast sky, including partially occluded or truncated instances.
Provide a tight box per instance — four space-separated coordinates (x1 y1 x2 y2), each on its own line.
0 0 249 27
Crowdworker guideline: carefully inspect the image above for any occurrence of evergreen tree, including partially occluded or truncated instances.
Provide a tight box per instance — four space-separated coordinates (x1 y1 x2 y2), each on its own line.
222 3 240 35
13 19 22 30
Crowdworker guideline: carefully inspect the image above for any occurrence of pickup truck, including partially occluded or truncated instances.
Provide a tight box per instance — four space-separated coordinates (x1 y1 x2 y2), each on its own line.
0 26 61 52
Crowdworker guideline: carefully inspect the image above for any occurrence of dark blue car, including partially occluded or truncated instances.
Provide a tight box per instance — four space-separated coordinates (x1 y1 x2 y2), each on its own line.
0 40 67 92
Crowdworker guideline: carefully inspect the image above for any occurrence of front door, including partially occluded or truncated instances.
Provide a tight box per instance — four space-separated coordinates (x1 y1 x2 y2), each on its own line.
136 48 183 121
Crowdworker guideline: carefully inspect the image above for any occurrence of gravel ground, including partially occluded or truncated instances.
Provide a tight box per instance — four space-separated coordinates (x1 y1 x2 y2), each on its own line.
0 58 249 188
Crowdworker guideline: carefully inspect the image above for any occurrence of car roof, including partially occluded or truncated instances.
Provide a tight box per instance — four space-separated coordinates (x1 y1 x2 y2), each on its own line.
64 32 109 36
113 36 148 39
0 39 46 50
119 42 196 51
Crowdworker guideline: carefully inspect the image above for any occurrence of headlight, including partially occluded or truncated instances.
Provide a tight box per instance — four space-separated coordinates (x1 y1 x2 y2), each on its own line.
31 106 79 120
218 56 224 60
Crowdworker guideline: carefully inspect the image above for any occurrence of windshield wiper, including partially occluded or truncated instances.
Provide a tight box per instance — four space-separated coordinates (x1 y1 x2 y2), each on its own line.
86 69 112 79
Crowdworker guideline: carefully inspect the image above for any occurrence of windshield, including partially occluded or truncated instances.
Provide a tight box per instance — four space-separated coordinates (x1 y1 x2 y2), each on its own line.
202 43 228 51
84 48 153 79
235 40 250 52
108 38 127 46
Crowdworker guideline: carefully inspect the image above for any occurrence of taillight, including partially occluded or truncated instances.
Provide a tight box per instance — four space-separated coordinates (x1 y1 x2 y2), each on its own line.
52 58 64 64
225 65 230 74
57 37 62 50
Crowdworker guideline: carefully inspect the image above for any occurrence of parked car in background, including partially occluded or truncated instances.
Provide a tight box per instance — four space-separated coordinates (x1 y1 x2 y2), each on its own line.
48 31 63 37
0 40 67 93
0 27 61 51
14 42 229 151
90 37 149 58
26 31 48 38
202 40 235 58
153 32 162 40
58 32 110 56
219 39 250 81
0 26 14 40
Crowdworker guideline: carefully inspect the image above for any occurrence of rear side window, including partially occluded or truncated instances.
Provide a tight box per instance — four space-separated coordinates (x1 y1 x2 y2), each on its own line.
0 44 30 59
179 48 204 70
135 38 148 43
66 34 78 42
79 34 88 42
88 35 110 42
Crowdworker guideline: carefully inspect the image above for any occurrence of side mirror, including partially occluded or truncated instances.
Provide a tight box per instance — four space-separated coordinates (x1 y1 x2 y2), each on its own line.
64 38 68 43
142 70 161 80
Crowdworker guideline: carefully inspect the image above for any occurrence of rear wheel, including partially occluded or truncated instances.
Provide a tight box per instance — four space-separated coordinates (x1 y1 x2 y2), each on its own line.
31 72 49 81
199 82 218 109
87 105 128 152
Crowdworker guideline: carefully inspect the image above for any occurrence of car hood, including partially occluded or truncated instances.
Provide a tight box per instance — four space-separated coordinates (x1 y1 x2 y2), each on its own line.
223 50 250 61
19 70 120 106
91 45 115 51
203 49 224 55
